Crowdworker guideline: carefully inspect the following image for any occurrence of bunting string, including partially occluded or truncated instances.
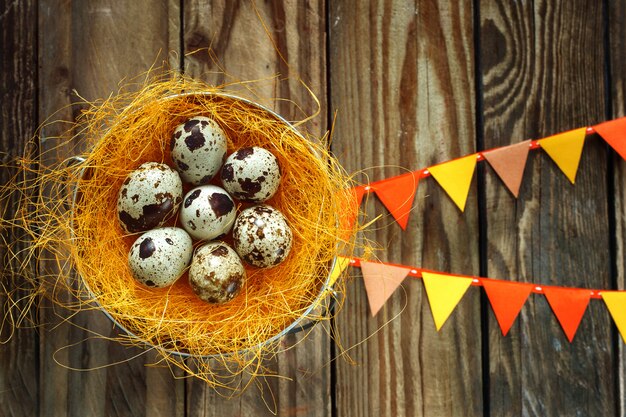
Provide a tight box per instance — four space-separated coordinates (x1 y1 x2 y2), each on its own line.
334 256 626 342
352 118 626 213
340 116 626 342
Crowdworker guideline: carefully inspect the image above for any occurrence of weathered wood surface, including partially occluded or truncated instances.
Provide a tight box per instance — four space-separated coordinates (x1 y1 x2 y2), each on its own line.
480 2 615 416
1 1 625 416
330 1 482 416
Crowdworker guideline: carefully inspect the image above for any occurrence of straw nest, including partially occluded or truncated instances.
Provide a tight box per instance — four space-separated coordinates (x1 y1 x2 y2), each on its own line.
3 75 357 389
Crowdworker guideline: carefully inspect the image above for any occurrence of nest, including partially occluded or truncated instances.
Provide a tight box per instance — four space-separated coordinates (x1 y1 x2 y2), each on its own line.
5 75 357 389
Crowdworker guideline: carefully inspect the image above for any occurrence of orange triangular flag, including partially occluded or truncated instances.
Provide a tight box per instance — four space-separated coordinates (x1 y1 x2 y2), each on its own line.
373 171 419 229
482 140 531 197
341 186 366 234
328 256 351 287
481 279 534 336
601 291 626 342
542 286 590 342
537 127 587 184
422 272 473 330
360 261 410 316
594 117 626 160
428 155 477 211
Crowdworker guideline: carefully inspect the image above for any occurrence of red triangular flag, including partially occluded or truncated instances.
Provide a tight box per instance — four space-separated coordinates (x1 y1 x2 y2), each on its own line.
482 140 531 197
373 172 419 229
542 287 591 342
360 261 410 316
594 117 626 160
481 279 534 336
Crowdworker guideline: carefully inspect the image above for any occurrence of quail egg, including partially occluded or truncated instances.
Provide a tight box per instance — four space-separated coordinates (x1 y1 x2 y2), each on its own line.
128 227 193 288
180 185 237 241
221 146 281 202
189 242 246 303
171 116 228 185
117 162 183 233
233 204 293 268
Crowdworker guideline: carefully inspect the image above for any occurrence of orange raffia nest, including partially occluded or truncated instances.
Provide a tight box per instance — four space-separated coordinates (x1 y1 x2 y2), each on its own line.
7 75 357 389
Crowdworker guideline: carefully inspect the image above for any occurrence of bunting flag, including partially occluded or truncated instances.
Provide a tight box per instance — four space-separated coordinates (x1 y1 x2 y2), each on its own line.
360 260 410 316
328 256 351 287
537 127 587 184
543 286 590 342
601 291 626 341
482 140 531 197
372 171 419 229
593 117 626 160
482 279 534 336
342 186 366 233
428 154 477 211
422 271 473 330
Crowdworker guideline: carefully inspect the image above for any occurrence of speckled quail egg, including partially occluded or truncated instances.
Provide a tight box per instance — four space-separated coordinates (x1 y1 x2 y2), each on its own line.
233 204 293 268
180 185 237 241
189 242 246 304
221 146 281 202
170 116 228 185
128 227 193 288
117 162 183 233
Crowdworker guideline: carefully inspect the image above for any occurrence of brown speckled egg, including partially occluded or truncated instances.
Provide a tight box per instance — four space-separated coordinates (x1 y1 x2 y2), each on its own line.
189 242 246 303
233 205 293 268
117 162 183 234
221 146 281 202
180 185 237 241
128 227 193 288
171 116 228 185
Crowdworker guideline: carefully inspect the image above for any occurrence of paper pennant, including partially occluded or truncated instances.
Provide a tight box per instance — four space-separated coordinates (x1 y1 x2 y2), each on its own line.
328 256 351 287
537 127 587 184
481 279 534 336
482 140 531 197
422 272 473 330
360 261 410 316
543 286 590 342
594 117 626 160
373 171 420 229
341 186 366 233
601 291 626 342
428 155 477 211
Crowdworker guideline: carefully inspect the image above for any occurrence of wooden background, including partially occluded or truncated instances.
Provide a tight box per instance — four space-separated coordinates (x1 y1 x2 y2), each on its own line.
1 0 625 416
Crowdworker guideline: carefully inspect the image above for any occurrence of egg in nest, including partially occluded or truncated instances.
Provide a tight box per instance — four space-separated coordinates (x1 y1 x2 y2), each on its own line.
189 242 246 303
171 116 228 185
117 162 183 234
128 227 193 288
233 204 293 268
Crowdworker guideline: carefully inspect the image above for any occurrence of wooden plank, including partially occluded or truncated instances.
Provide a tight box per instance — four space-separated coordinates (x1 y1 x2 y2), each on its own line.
479 1 615 416
329 1 482 416
0 0 40 416
183 1 331 416
608 2 626 416
36 1 184 416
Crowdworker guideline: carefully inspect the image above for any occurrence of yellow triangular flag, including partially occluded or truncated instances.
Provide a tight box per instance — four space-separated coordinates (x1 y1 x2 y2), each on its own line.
601 291 626 342
422 272 474 330
328 256 351 287
537 127 587 184
428 154 477 211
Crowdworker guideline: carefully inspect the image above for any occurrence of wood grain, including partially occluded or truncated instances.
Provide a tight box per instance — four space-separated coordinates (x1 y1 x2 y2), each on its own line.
183 1 331 416
36 1 184 416
479 1 615 416
0 1 40 416
608 2 626 416
330 1 482 416
2 1 626 415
